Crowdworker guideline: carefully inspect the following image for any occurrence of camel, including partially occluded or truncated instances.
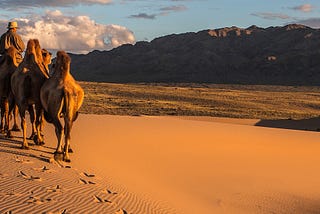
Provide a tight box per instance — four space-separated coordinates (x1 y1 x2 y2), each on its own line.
40 50 84 162
0 47 20 136
27 48 52 140
2 48 52 140
11 39 50 149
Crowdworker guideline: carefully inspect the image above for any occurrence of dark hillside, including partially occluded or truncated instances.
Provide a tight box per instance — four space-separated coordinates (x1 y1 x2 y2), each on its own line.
69 24 320 85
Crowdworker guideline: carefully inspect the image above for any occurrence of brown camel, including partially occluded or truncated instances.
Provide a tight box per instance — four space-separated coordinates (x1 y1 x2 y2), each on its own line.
11 39 50 149
27 48 52 140
3 48 52 139
0 47 20 136
40 50 84 162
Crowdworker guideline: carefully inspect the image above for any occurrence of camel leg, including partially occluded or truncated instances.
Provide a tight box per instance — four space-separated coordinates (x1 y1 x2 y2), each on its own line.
3 99 12 138
19 108 28 149
40 111 45 137
3 99 9 131
11 105 20 131
0 99 5 133
53 118 64 161
28 105 37 140
63 118 73 162
68 144 74 153
34 106 44 145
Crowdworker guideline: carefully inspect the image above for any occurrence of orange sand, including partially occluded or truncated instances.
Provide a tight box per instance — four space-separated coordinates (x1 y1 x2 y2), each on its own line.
1 114 320 213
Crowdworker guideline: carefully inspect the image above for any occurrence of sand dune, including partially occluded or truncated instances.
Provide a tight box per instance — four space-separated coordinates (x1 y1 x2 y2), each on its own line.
1 114 320 213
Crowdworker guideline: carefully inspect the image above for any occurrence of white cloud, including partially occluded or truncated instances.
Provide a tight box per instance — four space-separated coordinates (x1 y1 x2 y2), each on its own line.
0 10 135 54
160 5 187 12
128 13 156 19
251 12 290 20
291 4 315 13
0 0 112 10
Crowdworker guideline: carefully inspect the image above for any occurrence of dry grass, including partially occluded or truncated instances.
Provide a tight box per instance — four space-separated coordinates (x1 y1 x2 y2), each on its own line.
79 82 320 120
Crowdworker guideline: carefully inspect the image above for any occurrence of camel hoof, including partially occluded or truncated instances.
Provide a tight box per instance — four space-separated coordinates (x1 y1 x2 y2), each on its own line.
11 125 21 132
33 135 45 146
63 157 71 163
6 131 13 139
28 133 36 140
21 145 30 150
35 141 45 146
54 152 64 161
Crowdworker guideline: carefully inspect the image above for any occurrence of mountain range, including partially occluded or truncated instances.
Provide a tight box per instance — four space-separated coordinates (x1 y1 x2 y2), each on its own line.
69 24 320 85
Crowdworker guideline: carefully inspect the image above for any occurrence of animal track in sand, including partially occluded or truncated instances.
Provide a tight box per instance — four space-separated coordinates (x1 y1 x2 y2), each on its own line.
116 208 129 214
0 191 23 197
83 172 95 177
101 188 118 195
46 185 62 193
26 196 54 204
14 156 33 164
79 178 96 185
18 171 42 181
93 195 114 204
33 166 55 173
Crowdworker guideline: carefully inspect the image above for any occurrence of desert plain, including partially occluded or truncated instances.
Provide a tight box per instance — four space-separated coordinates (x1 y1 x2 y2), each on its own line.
1 82 320 213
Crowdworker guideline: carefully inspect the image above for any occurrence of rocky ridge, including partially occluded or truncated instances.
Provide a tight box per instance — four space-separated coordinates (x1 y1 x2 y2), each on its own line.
69 24 320 85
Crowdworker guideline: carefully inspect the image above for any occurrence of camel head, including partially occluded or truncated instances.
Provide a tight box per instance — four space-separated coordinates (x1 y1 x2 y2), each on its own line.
24 39 37 65
41 49 52 76
42 49 52 66
23 39 50 78
34 39 43 63
54 50 71 78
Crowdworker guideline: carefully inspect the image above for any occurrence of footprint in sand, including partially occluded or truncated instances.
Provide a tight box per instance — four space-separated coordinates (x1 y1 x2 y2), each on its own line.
18 171 42 181
93 195 113 204
1 191 23 197
83 172 95 178
33 166 54 173
26 196 53 204
46 185 62 193
15 156 33 164
79 178 96 185
101 188 118 195
61 209 67 214
115 209 128 214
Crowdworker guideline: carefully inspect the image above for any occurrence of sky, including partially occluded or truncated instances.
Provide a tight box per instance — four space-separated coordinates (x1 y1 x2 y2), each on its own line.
0 0 319 54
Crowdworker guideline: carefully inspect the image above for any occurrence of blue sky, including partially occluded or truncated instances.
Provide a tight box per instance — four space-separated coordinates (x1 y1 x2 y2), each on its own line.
0 0 319 53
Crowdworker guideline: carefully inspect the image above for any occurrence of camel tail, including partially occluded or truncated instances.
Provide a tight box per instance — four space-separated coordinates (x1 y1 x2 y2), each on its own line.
63 90 79 122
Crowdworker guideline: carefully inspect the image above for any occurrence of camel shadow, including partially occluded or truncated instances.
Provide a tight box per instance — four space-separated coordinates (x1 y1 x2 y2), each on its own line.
255 117 320 132
5 133 56 150
0 135 54 163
